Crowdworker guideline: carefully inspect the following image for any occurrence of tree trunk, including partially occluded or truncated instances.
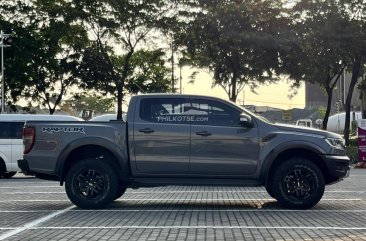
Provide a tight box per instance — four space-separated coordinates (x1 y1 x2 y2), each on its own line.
322 87 333 130
361 79 366 118
344 58 362 146
362 91 366 119
117 84 123 120
116 51 134 120
229 74 238 102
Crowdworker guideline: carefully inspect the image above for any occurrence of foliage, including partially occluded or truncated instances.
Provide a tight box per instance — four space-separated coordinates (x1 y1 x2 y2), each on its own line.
1 0 365 128
126 49 171 94
340 0 366 145
346 146 358 164
176 0 287 102
63 93 115 115
73 0 178 119
346 136 358 165
1 0 88 114
317 106 326 120
287 0 347 130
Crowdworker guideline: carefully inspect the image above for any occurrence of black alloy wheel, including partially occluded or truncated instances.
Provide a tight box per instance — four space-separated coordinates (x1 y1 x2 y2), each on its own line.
272 158 325 209
76 169 105 199
283 168 315 199
65 159 119 209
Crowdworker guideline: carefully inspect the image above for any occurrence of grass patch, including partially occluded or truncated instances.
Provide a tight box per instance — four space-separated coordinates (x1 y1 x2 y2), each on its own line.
346 145 358 164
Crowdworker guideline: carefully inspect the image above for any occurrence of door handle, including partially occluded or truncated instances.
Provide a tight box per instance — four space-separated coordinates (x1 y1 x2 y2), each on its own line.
195 131 211 137
139 128 155 134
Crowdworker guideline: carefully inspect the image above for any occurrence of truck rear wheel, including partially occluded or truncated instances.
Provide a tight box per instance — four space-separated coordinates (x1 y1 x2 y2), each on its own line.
65 159 119 209
272 158 325 209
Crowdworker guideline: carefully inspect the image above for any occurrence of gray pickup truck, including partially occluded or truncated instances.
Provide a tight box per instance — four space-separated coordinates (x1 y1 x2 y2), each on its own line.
18 94 350 209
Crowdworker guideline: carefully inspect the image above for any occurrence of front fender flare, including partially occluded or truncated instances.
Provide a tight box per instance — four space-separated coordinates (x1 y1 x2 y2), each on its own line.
259 141 326 183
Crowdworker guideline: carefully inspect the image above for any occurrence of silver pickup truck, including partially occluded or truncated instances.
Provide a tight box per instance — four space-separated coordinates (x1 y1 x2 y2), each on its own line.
18 94 350 209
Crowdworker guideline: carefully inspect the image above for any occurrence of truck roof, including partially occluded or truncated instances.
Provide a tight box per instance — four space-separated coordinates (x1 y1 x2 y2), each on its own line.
134 93 230 100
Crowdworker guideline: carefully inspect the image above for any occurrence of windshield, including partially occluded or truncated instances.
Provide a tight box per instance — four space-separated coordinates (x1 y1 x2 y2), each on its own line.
228 100 274 124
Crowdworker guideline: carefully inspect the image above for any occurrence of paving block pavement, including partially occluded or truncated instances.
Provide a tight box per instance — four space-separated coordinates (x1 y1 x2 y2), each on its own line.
0 169 366 240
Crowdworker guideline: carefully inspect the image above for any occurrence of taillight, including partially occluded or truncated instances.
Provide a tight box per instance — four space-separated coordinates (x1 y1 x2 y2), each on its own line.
23 127 35 154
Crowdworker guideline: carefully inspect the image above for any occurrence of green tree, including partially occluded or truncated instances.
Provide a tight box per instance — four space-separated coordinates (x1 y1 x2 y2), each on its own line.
73 0 177 119
176 0 287 102
63 92 115 115
126 49 171 94
338 0 366 145
1 0 88 114
286 1 347 130
287 0 366 144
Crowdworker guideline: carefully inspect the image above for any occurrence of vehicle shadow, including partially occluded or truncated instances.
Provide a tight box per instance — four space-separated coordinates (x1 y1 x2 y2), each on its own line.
101 199 282 210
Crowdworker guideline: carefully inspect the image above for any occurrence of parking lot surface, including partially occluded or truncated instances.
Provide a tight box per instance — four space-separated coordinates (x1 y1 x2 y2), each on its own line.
0 169 366 241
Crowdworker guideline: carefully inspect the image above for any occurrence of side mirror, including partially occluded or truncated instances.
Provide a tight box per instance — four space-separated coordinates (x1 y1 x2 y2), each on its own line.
239 113 253 128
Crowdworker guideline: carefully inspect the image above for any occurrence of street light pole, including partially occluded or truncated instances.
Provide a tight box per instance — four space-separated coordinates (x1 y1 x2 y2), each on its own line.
1 32 4 113
0 30 12 114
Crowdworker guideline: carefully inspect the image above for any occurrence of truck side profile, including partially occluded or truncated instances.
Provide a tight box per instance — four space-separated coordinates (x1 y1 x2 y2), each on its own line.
18 94 350 209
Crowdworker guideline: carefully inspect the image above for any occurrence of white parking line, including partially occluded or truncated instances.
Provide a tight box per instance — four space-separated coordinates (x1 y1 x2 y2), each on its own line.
8 192 65 194
111 198 364 201
0 206 73 241
0 186 60 189
3 190 365 194
0 198 362 203
20 225 366 231
0 210 53 213
3 209 366 213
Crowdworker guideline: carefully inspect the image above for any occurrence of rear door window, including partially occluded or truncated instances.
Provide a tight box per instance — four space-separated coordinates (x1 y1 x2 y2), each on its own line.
139 98 191 124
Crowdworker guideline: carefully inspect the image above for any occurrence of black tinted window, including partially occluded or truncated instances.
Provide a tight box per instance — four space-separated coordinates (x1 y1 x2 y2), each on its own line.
13 122 24 139
140 98 191 124
0 122 25 139
190 99 240 126
0 122 11 138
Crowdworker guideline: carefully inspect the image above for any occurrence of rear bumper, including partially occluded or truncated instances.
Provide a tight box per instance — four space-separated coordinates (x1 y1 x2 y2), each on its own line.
18 159 59 181
323 155 350 178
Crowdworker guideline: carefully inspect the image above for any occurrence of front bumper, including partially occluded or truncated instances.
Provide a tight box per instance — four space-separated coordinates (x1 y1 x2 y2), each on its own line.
323 155 351 178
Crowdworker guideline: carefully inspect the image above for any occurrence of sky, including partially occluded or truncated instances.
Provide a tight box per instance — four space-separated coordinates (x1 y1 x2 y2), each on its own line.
178 67 305 110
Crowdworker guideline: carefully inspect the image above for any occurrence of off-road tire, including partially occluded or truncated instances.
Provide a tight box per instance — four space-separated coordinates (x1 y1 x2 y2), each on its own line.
65 159 119 209
265 184 276 199
0 159 6 178
272 158 325 209
114 186 127 200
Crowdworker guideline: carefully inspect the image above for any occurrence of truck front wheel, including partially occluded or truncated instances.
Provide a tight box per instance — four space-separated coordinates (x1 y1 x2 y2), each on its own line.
65 159 119 209
272 158 325 209
114 186 127 200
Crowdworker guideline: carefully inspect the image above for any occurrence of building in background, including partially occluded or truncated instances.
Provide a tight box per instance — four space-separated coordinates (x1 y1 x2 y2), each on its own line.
305 71 362 112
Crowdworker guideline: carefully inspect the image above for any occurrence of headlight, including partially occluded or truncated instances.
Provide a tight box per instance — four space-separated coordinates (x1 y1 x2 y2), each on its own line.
325 137 345 148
